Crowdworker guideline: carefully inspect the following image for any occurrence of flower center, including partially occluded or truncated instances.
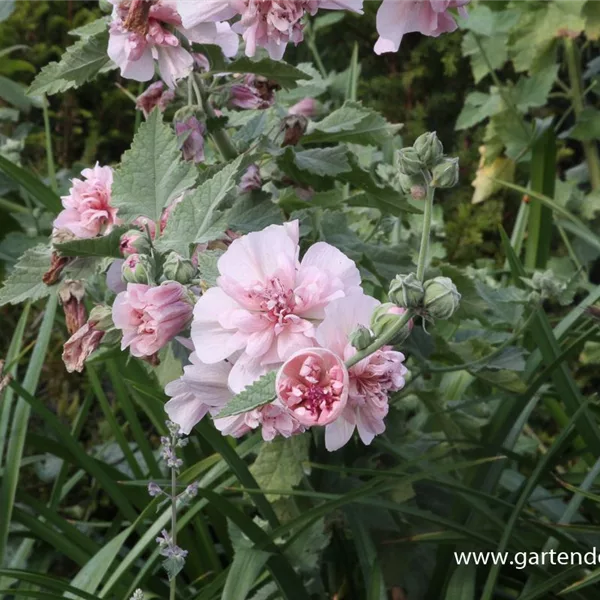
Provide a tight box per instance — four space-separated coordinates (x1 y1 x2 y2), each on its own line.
255 277 296 322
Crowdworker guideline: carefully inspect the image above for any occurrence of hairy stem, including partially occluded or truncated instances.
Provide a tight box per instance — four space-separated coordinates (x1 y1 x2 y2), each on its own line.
169 435 177 600
42 96 57 193
416 179 434 281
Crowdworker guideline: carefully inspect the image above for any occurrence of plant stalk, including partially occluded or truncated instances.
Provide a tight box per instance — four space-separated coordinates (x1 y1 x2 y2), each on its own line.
416 180 434 281
42 96 57 193
169 436 177 600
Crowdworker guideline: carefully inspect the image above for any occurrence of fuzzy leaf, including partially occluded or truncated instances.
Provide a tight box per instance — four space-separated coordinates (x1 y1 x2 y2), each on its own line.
28 31 114 96
196 249 223 287
159 154 248 253
54 226 128 258
216 371 277 418
250 435 310 501
303 101 401 146
112 110 197 223
0 244 53 306
223 57 311 89
284 145 351 177
69 17 109 38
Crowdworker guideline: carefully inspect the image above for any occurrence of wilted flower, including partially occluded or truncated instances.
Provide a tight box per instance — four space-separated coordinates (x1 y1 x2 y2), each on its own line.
54 164 118 239
58 280 87 335
239 164 262 192
230 75 278 109
135 80 175 117
281 114 308 147
288 97 318 118
374 0 469 55
175 116 206 163
62 306 111 373
112 281 194 358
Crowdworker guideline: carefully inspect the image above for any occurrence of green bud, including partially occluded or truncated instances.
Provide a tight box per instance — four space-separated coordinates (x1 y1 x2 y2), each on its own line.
163 252 197 284
398 173 427 200
349 325 373 351
371 303 413 344
431 157 459 188
423 276 461 320
413 132 443 167
389 273 425 309
88 305 114 331
122 254 156 285
397 147 424 176
120 229 152 256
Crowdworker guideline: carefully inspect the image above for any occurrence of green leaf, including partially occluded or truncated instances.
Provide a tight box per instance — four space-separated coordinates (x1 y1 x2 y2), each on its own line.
281 146 351 178
159 154 248 252
223 546 271 600
112 110 197 223
512 65 559 111
0 75 33 112
216 371 277 419
228 193 284 233
568 106 600 140
69 17 109 38
196 249 223 287
223 57 311 89
462 33 509 83
54 226 128 258
445 564 476 599
455 91 504 130
0 244 52 307
0 0 15 22
302 101 401 146
250 435 310 501
28 31 114 96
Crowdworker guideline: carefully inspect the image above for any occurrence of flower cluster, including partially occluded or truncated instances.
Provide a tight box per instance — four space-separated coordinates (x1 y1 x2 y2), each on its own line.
165 221 409 450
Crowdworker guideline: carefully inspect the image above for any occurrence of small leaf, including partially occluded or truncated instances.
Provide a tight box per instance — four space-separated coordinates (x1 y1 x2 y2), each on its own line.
286 146 351 177
112 110 197 223
569 107 600 141
163 555 185 581
216 371 277 418
28 31 114 96
224 57 311 89
196 249 223 287
69 17 109 38
0 244 52 306
54 226 128 259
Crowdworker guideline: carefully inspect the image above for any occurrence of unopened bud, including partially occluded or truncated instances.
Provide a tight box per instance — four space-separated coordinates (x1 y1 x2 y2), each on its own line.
349 325 373 350
398 172 426 198
389 273 424 309
163 252 197 284
88 305 114 331
122 254 156 284
397 148 424 176
413 132 443 167
431 157 459 188
423 276 461 320
371 303 413 345
120 229 152 257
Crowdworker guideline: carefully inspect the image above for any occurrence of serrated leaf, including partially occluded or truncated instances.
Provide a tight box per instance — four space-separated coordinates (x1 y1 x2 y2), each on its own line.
228 193 284 233
455 91 504 130
159 154 248 253
28 31 114 96
512 65 559 111
223 57 311 89
303 101 401 146
250 435 310 501
54 226 128 259
289 146 351 177
217 371 277 418
0 244 52 306
196 249 224 287
69 17 109 38
112 110 197 223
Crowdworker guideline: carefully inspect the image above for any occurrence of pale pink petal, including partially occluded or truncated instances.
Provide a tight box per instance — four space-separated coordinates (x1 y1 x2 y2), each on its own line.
325 417 355 451
177 0 237 27
228 352 270 394
155 45 194 88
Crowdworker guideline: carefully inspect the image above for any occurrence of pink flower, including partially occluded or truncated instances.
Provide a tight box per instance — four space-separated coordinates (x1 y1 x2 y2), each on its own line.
175 116 205 163
62 322 105 373
239 164 262 192
316 294 408 450
135 80 176 117
230 75 277 109
108 0 238 88
276 347 348 426
165 351 303 439
374 0 469 55
191 220 362 390
288 97 317 118
178 0 363 60
113 281 194 358
54 164 118 239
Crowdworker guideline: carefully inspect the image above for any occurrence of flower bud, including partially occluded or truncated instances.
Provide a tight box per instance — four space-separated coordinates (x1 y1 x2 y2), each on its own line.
431 157 459 188
389 273 424 309
413 132 443 167
163 252 197 284
120 229 152 257
423 276 461 320
398 173 427 199
349 325 373 350
122 254 156 285
88 305 114 331
397 148 424 176
371 303 413 345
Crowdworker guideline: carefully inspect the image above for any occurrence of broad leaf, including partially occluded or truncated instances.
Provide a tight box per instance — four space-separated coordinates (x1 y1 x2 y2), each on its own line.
216 371 277 418
54 226 128 259
280 145 351 178
111 110 197 223
224 57 311 89
0 244 52 306
28 31 114 96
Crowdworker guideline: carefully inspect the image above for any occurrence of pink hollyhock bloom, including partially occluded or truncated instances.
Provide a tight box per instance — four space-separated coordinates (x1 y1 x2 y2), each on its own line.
288 97 318 118
165 351 303 439
175 116 205 163
276 347 348 426
374 0 469 55
178 0 363 60
113 281 193 358
54 164 118 239
316 294 408 451
239 164 262 192
108 0 238 88
191 220 362 390
135 80 176 117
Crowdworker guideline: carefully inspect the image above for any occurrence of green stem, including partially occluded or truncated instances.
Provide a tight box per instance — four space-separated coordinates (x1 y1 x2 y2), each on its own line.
194 77 238 161
307 36 327 79
42 96 57 193
416 179 434 281
564 37 600 190
169 436 177 600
